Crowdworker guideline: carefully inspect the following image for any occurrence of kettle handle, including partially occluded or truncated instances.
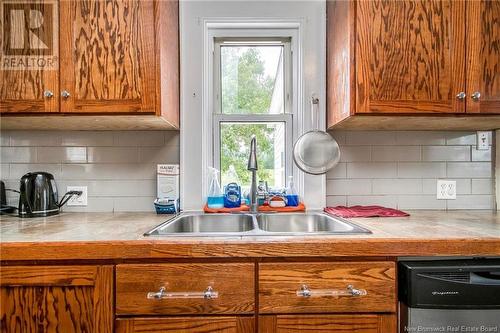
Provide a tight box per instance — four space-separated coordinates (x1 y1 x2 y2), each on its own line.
58 191 83 208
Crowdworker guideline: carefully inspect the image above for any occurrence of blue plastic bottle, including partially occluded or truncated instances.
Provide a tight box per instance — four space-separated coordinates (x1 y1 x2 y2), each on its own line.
207 168 224 209
286 176 299 207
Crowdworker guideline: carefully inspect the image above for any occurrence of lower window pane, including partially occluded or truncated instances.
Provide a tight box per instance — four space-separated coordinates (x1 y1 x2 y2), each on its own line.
220 122 285 190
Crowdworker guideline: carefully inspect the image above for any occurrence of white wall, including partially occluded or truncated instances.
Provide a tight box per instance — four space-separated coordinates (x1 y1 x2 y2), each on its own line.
180 1 326 210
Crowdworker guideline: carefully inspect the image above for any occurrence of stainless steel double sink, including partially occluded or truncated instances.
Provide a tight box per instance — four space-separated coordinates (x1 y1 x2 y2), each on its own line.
144 212 371 237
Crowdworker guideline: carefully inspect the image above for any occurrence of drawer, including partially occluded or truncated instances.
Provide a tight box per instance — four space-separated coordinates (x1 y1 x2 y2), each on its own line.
116 263 255 315
116 317 255 333
259 261 396 314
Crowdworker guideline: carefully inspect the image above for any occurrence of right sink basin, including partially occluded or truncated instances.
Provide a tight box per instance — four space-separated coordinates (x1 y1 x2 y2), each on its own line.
257 213 371 235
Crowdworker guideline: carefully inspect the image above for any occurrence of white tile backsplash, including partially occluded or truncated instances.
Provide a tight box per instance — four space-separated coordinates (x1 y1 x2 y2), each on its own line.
347 162 397 178
327 130 495 210
422 146 470 162
396 131 446 145
1 130 494 212
1 130 179 212
397 162 447 178
326 179 372 195
87 147 139 163
60 131 114 146
372 179 422 195
471 179 494 195
37 147 87 163
446 195 495 210
345 131 396 145
471 148 492 162
447 162 492 178
371 146 421 162
339 146 371 162
1 147 37 163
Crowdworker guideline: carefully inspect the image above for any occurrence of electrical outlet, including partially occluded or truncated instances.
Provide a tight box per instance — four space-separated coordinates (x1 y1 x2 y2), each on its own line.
436 180 456 200
477 131 490 150
67 186 87 206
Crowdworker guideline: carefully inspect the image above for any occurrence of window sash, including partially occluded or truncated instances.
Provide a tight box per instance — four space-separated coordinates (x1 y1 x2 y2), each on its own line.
213 37 293 115
213 113 293 187
212 37 294 189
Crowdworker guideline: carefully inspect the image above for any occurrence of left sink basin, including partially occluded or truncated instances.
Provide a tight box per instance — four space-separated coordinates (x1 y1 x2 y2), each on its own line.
145 213 255 236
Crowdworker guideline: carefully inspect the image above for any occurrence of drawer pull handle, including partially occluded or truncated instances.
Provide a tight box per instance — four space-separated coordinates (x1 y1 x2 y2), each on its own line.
147 286 219 299
296 284 367 298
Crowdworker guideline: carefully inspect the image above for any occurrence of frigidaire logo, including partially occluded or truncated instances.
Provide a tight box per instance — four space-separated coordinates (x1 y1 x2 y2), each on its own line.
1 0 58 70
432 291 460 296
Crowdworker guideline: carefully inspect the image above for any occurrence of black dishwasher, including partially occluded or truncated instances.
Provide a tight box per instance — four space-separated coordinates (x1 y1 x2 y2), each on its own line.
399 259 500 333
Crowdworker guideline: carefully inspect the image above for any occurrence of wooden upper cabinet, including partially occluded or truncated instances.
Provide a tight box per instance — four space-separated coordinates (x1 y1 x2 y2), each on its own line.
327 0 500 130
0 265 113 333
59 0 156 114
356 0 466 114
0 2 59 113
466 0 500 114
0 0 179 130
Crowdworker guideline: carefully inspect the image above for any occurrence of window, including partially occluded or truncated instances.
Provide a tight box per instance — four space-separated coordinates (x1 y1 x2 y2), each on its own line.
213 38 293 190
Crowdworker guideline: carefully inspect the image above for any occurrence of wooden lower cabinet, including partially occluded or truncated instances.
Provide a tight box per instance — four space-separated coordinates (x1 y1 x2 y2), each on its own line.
259 314 396 333
115 317 254 333
0 265 113 333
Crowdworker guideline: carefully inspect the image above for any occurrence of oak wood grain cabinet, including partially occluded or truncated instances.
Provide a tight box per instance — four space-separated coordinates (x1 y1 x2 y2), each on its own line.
0 265 113 333
258 262 397 333
0 0 179 130
327 0 500 130
259 262 396 314
115 263 255 315
115 263 255 333
259 314 396 333
115 317 255 333
0 2 59 114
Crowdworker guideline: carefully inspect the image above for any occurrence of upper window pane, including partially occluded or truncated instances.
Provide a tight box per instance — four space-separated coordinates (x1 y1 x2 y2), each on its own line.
220 44 284 114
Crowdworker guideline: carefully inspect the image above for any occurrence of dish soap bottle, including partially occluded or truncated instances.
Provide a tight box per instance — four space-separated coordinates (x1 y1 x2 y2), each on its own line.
286 176 299 206
207 167 224 209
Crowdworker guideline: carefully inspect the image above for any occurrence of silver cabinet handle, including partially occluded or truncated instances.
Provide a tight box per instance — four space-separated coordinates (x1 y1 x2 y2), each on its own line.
456 92 466 100
147 286 219 299
61 90 71 98
44 90 54 98
296 284 367 298
471 91 481 101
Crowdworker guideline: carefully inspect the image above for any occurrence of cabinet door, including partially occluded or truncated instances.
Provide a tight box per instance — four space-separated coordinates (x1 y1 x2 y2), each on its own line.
356 0 466 114
116 317 254 333
0 265 113 333
59 0 155 113
0 1 59 113
259 314 396 333
466 0 500 114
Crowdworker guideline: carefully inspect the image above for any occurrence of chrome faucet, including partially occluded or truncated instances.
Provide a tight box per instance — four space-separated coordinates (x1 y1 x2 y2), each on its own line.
247 135 258 214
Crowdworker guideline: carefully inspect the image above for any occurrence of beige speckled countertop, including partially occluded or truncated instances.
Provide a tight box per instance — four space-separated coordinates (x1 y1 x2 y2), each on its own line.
1 210 499 261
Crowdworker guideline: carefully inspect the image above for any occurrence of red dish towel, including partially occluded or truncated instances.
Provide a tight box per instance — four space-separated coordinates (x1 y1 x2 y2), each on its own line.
324 205 409 218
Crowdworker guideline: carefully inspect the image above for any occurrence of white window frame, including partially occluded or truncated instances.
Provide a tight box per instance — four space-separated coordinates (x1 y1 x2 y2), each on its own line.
212 37 294 188
201 23 304 198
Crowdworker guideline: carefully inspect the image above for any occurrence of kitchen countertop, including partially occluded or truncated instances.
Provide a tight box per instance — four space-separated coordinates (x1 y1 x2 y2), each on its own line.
1 210 499 261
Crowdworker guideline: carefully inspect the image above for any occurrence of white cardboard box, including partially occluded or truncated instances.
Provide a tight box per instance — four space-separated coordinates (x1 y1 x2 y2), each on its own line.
157 164 179 200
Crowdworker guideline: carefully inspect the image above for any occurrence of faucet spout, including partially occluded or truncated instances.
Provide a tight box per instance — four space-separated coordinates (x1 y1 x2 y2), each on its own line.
247 136 258 171
247 136 258 214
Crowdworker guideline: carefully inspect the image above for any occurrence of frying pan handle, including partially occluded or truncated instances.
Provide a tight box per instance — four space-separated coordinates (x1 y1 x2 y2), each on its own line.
311 96 319 131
